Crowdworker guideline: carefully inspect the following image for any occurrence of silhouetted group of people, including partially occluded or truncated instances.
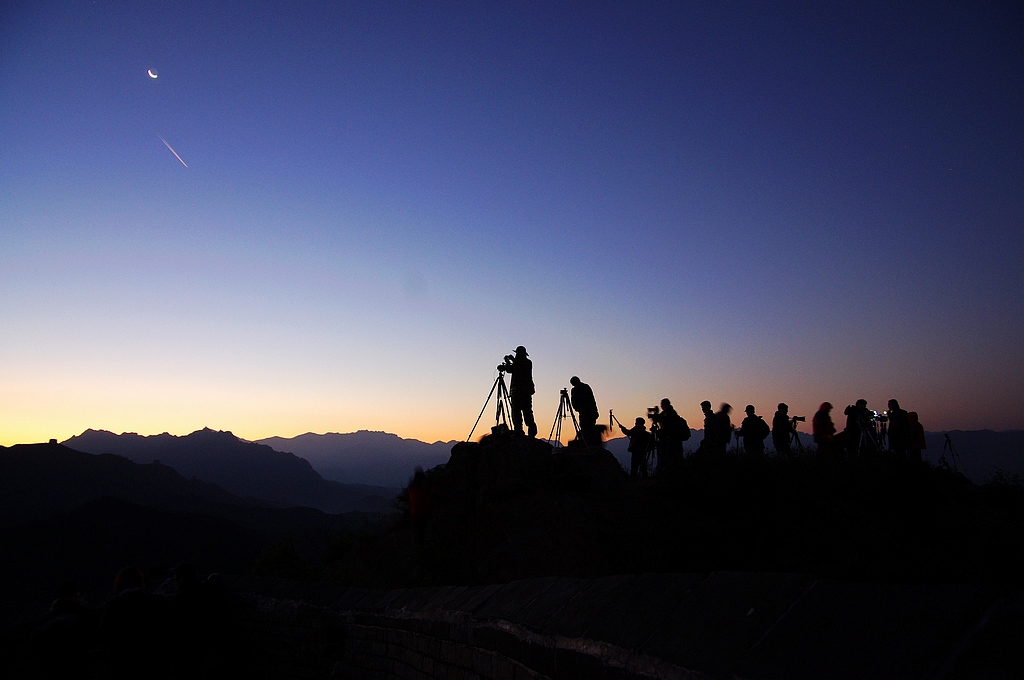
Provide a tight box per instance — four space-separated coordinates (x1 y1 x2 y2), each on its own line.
813 398 927 461
32 564 230 679
497 346 927 477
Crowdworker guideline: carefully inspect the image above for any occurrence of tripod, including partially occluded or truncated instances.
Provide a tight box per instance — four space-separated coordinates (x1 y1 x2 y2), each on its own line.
611 412 655 477
790 417 805 454
856 414 880 455
466 370 514 441
547 388 583 447
938 433 966 474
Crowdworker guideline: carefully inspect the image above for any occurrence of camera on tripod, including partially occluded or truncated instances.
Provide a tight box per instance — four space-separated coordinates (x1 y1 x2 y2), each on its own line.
496 353 515 373
871 410 888 423
791 415 805 423
647 405 660 417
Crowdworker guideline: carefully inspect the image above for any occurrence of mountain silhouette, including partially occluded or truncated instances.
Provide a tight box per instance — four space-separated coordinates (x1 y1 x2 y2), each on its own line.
62 428 399 513
0 442 244 528
0 442 393 620
257 430 456 487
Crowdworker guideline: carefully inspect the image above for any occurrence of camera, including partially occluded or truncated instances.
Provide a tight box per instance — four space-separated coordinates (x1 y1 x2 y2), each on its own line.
496 353 516 373
792 415 805 423
647 406 660 417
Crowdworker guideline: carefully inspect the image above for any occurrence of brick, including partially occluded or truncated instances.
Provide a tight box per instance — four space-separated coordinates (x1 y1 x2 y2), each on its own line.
555 647 605 680
515 663 544 680
475 625 522 662
493 656 517 680
413 616 449 640
473 649 495 676
457 643 474 669
522 640 557 678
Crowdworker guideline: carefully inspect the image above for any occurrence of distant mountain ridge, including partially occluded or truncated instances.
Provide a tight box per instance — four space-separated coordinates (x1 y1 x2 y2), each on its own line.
257 430 456 487
0 442 245 527
62 428 399 513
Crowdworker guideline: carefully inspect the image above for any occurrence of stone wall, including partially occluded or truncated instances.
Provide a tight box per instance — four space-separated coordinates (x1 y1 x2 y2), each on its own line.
224 573 1020 679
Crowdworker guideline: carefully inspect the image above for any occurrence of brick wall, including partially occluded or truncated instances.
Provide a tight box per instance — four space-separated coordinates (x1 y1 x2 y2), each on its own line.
224 573 1019 680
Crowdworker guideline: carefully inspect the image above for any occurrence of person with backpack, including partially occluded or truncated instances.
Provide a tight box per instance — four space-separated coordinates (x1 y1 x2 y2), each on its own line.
739 404 771 457
650 398 689 473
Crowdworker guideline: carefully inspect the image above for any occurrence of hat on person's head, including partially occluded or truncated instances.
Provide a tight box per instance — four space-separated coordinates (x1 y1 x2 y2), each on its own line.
515 346 528 356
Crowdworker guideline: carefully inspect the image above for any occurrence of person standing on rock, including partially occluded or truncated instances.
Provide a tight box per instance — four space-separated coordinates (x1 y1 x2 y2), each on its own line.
569 376 599 434
772 403 794 457
651 398 687 473
739 404 770 457
813 402 836 456
506 345 537 437
887 399 910 457
618 416 651 478
715 403 734 455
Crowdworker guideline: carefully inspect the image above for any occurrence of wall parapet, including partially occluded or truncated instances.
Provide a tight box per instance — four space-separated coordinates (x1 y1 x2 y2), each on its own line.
224 572 1018 679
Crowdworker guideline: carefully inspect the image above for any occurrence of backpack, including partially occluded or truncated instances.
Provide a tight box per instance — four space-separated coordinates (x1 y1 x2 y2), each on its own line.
679 416 691 440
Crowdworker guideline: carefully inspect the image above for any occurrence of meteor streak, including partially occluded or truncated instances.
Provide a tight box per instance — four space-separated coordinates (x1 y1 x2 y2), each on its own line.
158 135 188 167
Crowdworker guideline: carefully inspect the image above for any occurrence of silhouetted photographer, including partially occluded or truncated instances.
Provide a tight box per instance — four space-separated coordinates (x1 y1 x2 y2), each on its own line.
699 401 717 454
614 415 651 478
813 402 836 456
648 398 688 473
569 376 599 436
887 399 910 457
715 403 734 454
499 345 537 437
739 404 770 457
772 403 798 456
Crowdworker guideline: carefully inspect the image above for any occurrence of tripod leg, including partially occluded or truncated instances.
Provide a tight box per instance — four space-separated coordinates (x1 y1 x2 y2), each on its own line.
468 375 502 441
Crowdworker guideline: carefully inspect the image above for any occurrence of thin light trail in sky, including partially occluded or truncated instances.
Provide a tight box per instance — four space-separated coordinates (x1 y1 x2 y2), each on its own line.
157 135 187 167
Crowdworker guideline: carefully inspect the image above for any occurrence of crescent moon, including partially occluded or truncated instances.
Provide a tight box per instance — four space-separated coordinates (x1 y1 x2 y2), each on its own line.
147 69 158 79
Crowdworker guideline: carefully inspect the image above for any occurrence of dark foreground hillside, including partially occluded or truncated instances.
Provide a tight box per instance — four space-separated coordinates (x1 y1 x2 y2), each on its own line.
2 436 1022 678
0 443 391 623
320 433 1024 588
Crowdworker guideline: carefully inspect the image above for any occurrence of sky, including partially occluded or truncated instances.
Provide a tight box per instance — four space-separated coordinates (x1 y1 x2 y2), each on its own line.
1 1 1022 446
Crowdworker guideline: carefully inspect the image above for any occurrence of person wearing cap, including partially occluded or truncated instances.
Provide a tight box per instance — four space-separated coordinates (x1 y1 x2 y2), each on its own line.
739 404 770 457
772 403 794 457
507 346 537 437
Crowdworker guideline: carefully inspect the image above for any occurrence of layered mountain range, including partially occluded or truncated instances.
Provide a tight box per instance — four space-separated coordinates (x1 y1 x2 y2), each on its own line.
257 430 456 487
63 428 400 513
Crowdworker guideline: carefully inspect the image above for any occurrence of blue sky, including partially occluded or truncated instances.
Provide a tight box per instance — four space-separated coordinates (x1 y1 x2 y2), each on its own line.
2 1 1022 444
